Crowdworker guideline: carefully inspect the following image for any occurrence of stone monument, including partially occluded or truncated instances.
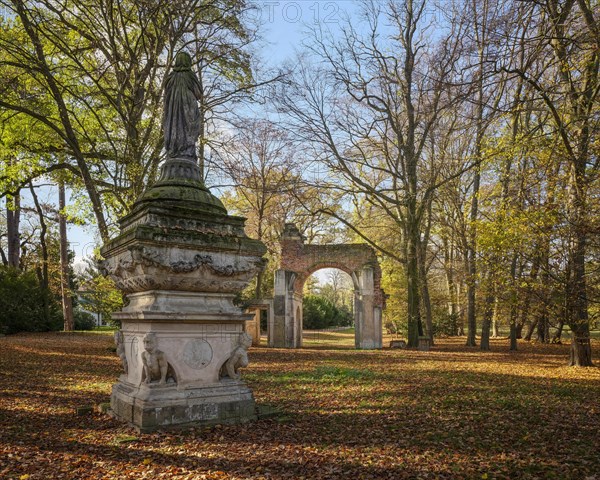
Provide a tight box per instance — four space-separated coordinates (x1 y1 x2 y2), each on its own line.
100 52 266 432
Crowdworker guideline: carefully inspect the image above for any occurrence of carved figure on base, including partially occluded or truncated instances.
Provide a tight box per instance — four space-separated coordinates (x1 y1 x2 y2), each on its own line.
114 330 128 374
220 332 253 380
141 333 177 385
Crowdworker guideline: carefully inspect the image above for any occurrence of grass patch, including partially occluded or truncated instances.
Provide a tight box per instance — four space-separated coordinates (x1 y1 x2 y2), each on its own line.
312 365 375 380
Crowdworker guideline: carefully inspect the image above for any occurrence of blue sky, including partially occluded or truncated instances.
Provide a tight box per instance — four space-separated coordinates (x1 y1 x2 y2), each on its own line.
256 0 352 65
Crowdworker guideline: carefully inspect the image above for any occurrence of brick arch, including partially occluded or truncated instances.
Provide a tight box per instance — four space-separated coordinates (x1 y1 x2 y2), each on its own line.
280 224 385 308
270 224 385 350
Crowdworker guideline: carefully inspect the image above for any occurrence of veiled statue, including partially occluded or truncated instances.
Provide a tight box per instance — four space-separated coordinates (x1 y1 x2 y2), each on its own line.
163 52 202 160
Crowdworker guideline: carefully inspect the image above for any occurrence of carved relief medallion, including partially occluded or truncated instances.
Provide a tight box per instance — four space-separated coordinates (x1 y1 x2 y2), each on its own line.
182 339 213 369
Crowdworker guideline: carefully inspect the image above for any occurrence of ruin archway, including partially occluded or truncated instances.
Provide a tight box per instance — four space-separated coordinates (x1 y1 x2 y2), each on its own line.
270 224 385 349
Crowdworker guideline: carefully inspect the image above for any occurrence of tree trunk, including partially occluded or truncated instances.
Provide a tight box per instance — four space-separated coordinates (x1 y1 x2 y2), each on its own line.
565 161 592 366
6 191 21 269
544 1 594 366
524 318 538 342
535 233 552 344
465 0 490 347
419 214 434 345
552 319 564 343
569 333 592 367
536 313 549 343
491 297 499 337
465 125 482 347
465 243 477 346
456 281 465 336
521 248 542 340
406 219 421 348
30 183 50 326
59 182 74 332
521 306 534 340
254 217 265 300
480 291 495 351
508 257 519 352
509 323 518 351
515 319 524 339
443 238 458 317
420 271 434 344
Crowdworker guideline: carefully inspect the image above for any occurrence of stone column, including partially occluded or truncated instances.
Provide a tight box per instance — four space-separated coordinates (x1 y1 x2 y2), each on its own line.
244 307 261 347
265 300 275 347
292 295 303 348
354 267 382 349
273 269 300 348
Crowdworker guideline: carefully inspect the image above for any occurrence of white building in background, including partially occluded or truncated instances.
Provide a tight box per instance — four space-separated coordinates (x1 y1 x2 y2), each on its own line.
76 289 106 327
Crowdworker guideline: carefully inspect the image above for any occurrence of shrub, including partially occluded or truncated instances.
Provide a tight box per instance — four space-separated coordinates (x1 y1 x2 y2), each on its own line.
76 275 123 328
0 266 62 334
432 312 461 337
73 308 97 330
303 295 353 329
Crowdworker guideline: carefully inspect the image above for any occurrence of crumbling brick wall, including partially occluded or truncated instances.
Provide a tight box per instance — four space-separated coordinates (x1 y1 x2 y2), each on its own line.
280 224 385 308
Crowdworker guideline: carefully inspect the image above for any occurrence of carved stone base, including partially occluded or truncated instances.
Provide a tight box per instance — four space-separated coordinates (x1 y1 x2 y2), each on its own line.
115 310 252 386
111 379 257 432
108 290 258 431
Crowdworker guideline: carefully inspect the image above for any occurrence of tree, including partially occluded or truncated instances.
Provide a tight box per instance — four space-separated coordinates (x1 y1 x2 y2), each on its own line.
279 0 468 347
302 294 353 330
5 190 20 268
77 259 123 326
0 0 262 240
58 181 74 331
218 118 301 298
0 183 67 333
499 0 599 365
320 269 353 312
0 265 61 333
461 0 509 348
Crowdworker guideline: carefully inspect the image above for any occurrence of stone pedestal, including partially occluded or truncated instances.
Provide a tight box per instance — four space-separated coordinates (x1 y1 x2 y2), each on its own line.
244 307 261 347
101 157 266 432
111 380 256 432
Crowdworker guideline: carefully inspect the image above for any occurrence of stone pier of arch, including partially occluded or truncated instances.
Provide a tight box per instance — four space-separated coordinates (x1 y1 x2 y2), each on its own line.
271 224 385 349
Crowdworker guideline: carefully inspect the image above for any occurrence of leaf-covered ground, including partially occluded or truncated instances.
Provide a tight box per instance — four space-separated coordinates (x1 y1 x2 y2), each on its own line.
1 332 599 479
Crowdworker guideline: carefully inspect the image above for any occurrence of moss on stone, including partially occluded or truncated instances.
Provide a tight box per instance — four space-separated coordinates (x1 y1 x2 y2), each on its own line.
137 183 227 215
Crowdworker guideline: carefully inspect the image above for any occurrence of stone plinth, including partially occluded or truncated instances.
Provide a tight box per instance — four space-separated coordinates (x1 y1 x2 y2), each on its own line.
111 380 256 432
244 307 261 347
101 157 266 432
110 314 257 432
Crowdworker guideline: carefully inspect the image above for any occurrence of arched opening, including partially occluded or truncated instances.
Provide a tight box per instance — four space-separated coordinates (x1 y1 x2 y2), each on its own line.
301 268 355 348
